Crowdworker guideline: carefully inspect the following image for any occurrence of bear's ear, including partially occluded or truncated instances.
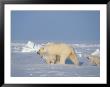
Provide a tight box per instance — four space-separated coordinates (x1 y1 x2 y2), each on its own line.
41 47 46 51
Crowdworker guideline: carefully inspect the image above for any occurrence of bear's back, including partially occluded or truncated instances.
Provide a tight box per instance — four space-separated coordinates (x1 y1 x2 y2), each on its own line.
44 43 72 55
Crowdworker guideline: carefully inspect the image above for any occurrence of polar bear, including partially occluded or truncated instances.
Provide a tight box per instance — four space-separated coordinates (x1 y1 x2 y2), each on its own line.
37 43 79 65
87 49 100 66
41 54 60 64
87 55 100 66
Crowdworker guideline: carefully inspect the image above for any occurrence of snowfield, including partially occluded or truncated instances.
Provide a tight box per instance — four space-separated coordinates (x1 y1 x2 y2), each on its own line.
11 41 100 77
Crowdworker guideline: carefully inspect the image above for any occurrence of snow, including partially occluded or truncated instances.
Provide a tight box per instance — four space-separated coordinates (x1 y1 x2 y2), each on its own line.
21 41 42 52
21 41 53 53
11 41 100 77
91 49 100 56
11 53 100 77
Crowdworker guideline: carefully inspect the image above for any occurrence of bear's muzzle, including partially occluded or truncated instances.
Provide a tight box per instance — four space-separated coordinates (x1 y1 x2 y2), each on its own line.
37 51 40 55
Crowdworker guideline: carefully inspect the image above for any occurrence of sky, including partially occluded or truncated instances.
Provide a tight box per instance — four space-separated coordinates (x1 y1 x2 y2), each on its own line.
11 11 100 43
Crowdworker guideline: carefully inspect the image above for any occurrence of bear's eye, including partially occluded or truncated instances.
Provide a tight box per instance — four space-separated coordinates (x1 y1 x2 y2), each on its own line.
42 48 44 50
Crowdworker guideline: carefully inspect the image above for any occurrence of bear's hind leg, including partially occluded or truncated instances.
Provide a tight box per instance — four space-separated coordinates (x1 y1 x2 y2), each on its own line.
70 53 79 65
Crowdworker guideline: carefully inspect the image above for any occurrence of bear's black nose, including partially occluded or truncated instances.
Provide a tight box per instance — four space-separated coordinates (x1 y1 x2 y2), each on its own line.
37 51 40 55
86 57 89 59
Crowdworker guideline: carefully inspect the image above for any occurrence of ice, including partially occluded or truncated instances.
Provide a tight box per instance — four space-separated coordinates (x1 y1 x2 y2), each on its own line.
11 41 100 77
11 53 100 77
21 41 41 52
91 49 100 56
21 41 53 53
78 54 82 57
11 41 99 53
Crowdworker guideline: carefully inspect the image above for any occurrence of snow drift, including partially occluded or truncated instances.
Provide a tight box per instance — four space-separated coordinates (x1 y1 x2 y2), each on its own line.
21 41 42 52
11 40 100 57
91 49 100 56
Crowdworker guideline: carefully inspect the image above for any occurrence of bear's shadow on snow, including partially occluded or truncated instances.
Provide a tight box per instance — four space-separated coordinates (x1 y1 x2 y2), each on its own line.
65 59 83 65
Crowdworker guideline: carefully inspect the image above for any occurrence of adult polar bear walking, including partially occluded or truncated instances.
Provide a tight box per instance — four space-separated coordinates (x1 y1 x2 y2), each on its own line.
37 43 79 65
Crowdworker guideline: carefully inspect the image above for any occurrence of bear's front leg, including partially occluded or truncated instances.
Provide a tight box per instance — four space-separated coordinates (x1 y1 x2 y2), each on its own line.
59 55 66 64
54 55 60 64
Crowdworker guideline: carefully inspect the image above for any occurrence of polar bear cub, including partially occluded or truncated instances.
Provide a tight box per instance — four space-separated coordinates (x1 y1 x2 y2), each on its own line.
87 55 100 66
87 49 100 66
37 43 79 65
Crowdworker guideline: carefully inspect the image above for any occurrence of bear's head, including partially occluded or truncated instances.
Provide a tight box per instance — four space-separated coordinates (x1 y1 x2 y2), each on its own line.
37 47 47 56
86 55 93 63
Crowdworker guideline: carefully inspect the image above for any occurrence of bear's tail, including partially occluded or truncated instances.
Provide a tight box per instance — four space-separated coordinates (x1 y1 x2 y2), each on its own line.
69 49 79 65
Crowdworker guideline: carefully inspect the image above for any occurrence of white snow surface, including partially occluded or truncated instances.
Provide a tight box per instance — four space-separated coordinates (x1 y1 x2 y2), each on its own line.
11 41 100 77
91 49 100 56
21 41 42 52
11 41 99 53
